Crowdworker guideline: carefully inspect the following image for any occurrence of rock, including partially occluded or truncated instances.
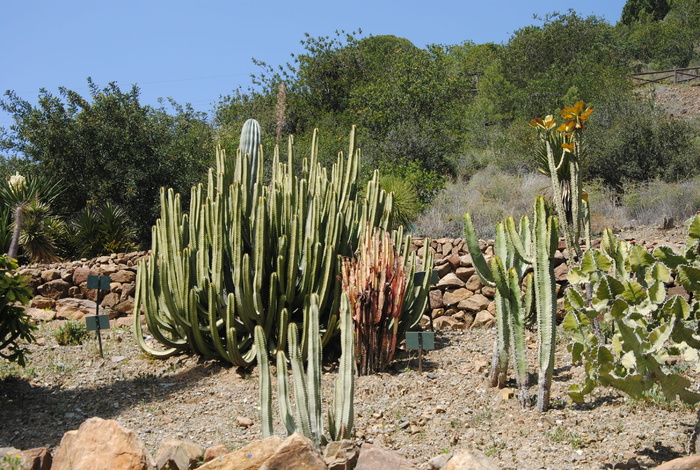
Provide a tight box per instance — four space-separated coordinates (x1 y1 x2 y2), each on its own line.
40 269 61 283
37 279 70 300
203 445 229 462
654 456 700 470
101 292 121 308
323 439 359 470
198 436 282 470
114 298 135 316
455 266 475 281
25 307 56 322
30 295 56 309
111 269 137 283
465 274 483 291
429 290 444 309
457 294 489 312
0 447 21 459
442 288 472 306
260 433 327 469
480 285 496 298
236 416 254 428
434 316 465 331
443 449 499 470
155 438 204 470
20 447 52 470
72 267 98 286
554 262 569 281
437 273 466 288
52 417 152 470
355 443 417 470
55 298 97 321
427 453 452 470
471 310 495 328
435 262 453 278
459 255 473 267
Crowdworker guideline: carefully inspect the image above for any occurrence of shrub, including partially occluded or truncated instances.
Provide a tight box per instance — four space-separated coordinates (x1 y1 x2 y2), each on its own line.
0 255 35 366
412 167 548 239
621 177 700 226
54 321 89 346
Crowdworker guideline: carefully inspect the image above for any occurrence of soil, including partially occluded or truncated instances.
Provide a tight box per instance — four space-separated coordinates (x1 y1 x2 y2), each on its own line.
1 224 699 470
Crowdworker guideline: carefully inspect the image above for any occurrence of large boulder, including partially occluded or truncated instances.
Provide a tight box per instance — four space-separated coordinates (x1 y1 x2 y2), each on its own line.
355 443 416 470
52 417 153 470
198 436 283 470
260 433 327 470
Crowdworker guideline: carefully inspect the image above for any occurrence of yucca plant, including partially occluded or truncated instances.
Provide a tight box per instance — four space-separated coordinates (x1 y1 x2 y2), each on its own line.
68 202 136 257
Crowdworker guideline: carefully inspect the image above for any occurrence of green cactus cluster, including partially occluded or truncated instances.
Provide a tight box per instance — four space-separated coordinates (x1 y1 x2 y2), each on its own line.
464 196 559 411
133 120 432 367
256 292 354 446
563 216 700 405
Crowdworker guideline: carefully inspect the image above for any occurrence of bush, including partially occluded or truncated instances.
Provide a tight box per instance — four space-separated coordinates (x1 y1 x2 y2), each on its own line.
621 177 700 226
54 321 89 346
0 255 35 366
412 167 549 239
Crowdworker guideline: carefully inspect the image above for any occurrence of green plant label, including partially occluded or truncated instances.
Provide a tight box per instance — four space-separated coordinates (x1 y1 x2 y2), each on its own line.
86 314 110 331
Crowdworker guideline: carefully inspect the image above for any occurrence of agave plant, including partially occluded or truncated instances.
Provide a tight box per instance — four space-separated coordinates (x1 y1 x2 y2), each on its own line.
68 202 136 257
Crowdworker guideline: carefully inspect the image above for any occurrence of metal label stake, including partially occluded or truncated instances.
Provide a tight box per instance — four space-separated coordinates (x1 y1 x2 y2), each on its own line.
406 331 435 373
86 275 111 357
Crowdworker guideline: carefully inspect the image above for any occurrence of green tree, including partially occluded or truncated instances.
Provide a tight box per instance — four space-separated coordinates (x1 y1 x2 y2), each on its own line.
0 79 214 248
621 0 671 25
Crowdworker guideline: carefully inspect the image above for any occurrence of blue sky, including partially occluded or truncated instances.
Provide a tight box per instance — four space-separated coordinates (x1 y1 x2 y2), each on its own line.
1 0 625 125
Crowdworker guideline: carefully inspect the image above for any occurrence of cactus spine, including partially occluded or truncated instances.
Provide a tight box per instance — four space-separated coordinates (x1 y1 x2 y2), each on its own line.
135 122 435 365
464 196 558 411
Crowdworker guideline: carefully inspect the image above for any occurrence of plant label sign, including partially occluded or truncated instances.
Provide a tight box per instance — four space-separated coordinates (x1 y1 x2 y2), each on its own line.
86 275 111 357
406 331 435 373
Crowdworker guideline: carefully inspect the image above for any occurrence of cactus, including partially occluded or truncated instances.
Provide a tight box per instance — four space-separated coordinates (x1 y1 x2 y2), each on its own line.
464 196 558 410
341 225 419 375
256 292 355 445
530 102 592 263
134 122 437 366
564 216 700 405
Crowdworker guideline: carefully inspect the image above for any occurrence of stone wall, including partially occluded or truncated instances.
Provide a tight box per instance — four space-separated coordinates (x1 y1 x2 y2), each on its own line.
412 237 570 331
20 251 148 327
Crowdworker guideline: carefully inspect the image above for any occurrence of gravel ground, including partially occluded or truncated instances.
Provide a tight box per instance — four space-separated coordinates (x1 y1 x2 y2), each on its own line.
1 309 698 470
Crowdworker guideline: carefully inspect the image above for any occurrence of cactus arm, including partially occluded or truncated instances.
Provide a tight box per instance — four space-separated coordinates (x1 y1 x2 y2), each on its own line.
254 325 273 438
463 212 496 287
533 197 558 412
306 294 324 445
276 350 297 435
240 118 262 191
488 255 510 388
510 269 531 407
505 216 533 265
330 292 355 440
288 322 312 438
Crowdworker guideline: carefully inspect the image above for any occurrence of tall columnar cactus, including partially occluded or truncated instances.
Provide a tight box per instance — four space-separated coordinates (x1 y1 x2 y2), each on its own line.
256 293 354 445
134 121 432 367
464 196 558 411
530 102 592 263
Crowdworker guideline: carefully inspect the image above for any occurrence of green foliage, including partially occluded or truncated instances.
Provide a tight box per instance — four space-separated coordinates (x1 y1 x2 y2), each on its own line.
134 121 433 367
621 0 670 25
378 175 421 227
0 255 35 366
585 93 699 189
67 202 136 258
54 321 89 346
0 80 214 247
563 221 700 405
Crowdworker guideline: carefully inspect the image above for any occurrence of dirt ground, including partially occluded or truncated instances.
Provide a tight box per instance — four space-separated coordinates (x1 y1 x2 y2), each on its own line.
2 224 699 470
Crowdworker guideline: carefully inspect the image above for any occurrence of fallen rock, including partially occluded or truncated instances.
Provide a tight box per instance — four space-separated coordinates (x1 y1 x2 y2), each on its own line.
323 439 359 470
443 449 499 470
55 298 97 321
154 438 203 470
355 443 417 470
203 444 229 462
654 455 700 470
25 307 56 322
20 446 52 470
198 436 283 470
52 417 152 470
260 433 327 469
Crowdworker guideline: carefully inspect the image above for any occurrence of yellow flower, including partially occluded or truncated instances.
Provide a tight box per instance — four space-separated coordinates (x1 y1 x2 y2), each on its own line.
561 142 575 153
529 115 557 130
559 101 593 134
